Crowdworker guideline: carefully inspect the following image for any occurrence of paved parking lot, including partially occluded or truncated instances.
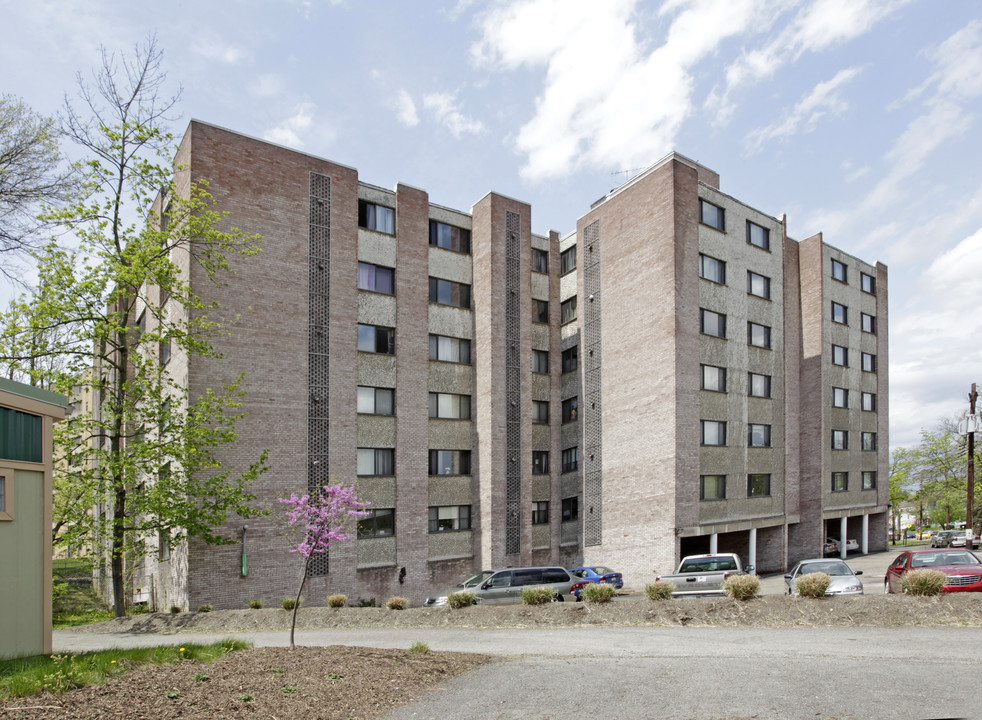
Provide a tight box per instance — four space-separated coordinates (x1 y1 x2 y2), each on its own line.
757 547 895 594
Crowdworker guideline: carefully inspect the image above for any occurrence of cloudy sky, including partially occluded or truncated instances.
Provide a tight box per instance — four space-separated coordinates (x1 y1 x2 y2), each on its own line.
3 0 982 448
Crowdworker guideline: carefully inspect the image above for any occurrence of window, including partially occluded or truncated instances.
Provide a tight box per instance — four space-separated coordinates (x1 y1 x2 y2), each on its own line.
0 473 9 520
532 501 550 524
357 448 395 476
158 530 170 561
532 248 549 273
862 432 877 451
533 300 549 323
748 473 771 497
429 505 471 532
428 449 471 475
159 339 171 366
831 258 847 282
701 420 727 446
699 199 725 231
832 472 848 492
747 221 769 250
562 496 579 521
357 262 395 294
357 386 394 415
862 352 877 373
748 322 771 349
831 302 848 325
429 220 471 253
428 393 471 419
861 313 876 333
532 350 549 374
747 271 770 299
561 297 577 324
562 346 578 374
561 246 576 274
861 272 876 294
0 410 43 464
136 310 146 338
358 508 395 537
832 345 848 366
832 430 848 450
562 447 579 473
359 200 395 234
832 387 849 408
702 365 727 392
532 400 549 424
358 324 395 354
748 373 771 398
862 471 877 490
532 451 550 475
429 278 471 308
562 397 578 423
699 255 726 284
701 475 726 500
429 334 471 364
748 424 771 447
862 392 877 412
701 309 726 338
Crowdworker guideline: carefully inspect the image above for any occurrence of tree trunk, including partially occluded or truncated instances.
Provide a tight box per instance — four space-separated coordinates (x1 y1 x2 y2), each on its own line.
111 482 127 617
290 555 311 650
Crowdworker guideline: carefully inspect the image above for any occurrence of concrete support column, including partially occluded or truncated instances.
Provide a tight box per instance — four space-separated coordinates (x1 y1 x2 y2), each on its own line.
840 516 848 559
709 533 718 554
748 528 757 574
862 514 869 554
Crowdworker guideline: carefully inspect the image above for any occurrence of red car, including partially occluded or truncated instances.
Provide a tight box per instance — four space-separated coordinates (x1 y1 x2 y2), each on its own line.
884 549 982 593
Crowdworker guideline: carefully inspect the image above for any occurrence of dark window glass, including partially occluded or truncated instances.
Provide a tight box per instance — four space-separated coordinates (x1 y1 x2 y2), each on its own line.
748 424 771 447
562 496 579 521
0 408 42 463
699 255 726 284
532 401 549 424
747 271 770 298
357 448 395 476
560 246 576 274
428 450 471 475
357 262 395 294
429 334 471 363
748 322 771 348
562 447 579 473
561 297 577 324
862 352 877 373
831 259 847 282
358 508 395 536
359 200 395 234
428 393 471 419
532 248 549 273
747 221 769 250
533 299 549 323
429 278 471 308
701 475 726 500
532 501 550 525
701 309 726 338
532 350 549 374
358 324 395 354
532 451 549 475
832 430 848 450
702 365 726 392
428 505 471 532
832 302 848 325
748 373 771 398
832 345 848 366
562 397 578 423
748 473 771 497
861 272 876 294
429 220 471 253
862 471 876 489
701 420 726 446
700 199 725 231
832 472 848 492
562 346 578 373
832 387 848 408
861 313 876 333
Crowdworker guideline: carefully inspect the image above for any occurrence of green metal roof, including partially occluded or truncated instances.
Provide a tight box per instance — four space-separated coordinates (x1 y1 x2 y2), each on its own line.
0 377 69 410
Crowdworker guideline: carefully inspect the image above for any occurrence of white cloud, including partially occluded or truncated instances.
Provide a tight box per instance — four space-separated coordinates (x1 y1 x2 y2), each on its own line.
423 92 484 137
249 73 283 98
190 36 247 65
443 0 478 21
743 67 860 154
263 103 316 148
395 89 419 127
474 0 774 181
710 0 907 125
889 227 982 446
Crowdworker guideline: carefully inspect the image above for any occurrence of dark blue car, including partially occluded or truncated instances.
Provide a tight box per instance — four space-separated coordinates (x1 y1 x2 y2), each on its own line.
568 566 624 599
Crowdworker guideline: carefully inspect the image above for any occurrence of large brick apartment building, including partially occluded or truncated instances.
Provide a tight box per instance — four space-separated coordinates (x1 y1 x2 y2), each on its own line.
127 121 888 610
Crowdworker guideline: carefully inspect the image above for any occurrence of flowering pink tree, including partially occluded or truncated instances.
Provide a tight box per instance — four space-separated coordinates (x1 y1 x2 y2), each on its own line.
280 482 369 649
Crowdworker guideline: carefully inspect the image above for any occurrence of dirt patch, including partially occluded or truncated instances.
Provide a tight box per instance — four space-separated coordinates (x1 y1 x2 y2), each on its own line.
63 592 982 633
0 646 491 720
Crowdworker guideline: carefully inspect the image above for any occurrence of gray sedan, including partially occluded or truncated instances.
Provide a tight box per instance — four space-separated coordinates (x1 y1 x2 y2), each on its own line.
784 559 864 595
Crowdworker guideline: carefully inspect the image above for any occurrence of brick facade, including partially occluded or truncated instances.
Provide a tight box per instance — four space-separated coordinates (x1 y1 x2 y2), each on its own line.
133 124 888 609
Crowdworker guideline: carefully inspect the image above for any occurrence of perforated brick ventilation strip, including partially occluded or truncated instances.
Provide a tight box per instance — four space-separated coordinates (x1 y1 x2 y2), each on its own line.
582 220 603 546
307 172 331 576
505 210 522 555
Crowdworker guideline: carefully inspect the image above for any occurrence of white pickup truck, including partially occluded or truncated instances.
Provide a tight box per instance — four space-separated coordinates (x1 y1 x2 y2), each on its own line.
654 553 753 597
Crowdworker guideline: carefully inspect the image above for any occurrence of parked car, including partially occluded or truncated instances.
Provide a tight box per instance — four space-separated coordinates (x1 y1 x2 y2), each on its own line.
932 530 956 548
783 558 864 596
823 539 839 556
424 566 576 606
884 549 982 593
568 566 624 599
825 537 859 554
948 529 980 549
654 553 752 597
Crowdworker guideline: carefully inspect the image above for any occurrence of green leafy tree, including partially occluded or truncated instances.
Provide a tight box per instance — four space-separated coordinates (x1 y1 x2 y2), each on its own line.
1 38 269 617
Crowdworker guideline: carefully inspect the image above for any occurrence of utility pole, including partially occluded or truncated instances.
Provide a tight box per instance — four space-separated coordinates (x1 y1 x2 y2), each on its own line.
969 383 977 534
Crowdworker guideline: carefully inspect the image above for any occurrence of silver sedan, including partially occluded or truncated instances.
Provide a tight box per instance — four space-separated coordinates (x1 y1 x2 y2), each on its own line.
784 559 864 595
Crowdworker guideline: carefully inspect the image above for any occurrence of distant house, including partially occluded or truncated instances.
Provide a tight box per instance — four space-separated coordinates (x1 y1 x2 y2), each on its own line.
0 378 67 658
